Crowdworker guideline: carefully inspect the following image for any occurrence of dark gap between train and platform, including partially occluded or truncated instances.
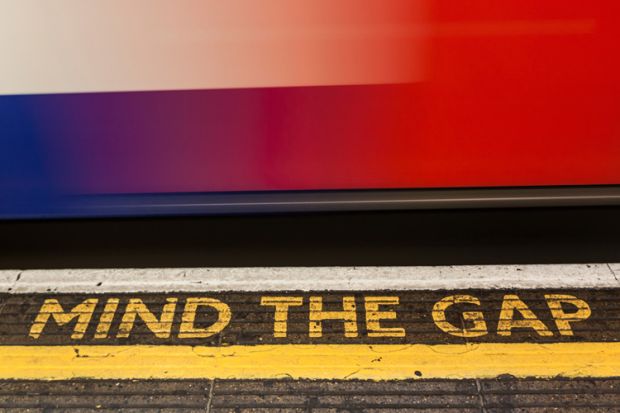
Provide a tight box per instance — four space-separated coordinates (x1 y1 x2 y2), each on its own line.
1 206 620 268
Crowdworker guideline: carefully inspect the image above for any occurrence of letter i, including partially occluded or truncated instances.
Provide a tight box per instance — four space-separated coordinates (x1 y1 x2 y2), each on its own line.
94 298 120 339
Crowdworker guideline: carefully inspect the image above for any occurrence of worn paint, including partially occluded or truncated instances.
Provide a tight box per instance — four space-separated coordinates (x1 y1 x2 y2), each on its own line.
432 295 488 338
25 293 594 341
2 343 620 380
364 296 405 338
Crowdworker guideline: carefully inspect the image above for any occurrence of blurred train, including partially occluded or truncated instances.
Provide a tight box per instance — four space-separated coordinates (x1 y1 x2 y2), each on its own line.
1 0 619 218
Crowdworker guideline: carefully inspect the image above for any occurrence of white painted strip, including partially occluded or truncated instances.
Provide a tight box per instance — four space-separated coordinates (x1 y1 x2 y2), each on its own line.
0 270 20 292
1 264 618 294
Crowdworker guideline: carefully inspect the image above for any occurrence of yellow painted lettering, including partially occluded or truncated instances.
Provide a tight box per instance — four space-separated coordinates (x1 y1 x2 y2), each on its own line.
260 296 303 338
497 294 553 336
545 294 591 336
94 298 119 339
432 295 488 338
117 298 177 339
29 298 98 340
179 297 231 339
364 296 405 337
309 296 358 338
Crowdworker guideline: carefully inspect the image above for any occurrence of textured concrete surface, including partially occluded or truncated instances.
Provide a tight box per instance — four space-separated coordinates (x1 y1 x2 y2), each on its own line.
1 272 619 409
1 378 620 412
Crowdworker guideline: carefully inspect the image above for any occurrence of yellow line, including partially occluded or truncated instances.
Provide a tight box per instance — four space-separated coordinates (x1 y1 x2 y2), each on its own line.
2 343 620 380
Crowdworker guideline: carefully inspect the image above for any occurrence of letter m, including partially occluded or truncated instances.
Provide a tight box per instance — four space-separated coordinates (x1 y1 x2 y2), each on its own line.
29 298 98 340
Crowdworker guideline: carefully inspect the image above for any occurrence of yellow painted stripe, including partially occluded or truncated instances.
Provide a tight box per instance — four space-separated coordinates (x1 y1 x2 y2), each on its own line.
2 343 620 380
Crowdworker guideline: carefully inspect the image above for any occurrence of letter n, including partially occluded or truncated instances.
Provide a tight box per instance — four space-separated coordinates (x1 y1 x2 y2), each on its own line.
117 298 178 339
